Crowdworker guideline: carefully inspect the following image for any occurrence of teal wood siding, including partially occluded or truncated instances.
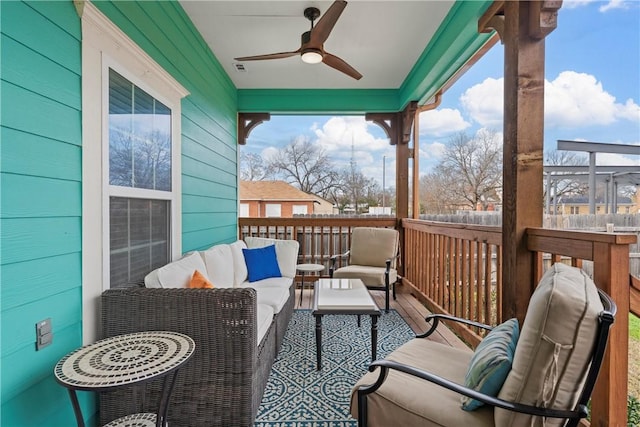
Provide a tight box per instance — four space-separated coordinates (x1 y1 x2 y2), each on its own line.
1 1 239 425
93 1 240 252
0 1 87 426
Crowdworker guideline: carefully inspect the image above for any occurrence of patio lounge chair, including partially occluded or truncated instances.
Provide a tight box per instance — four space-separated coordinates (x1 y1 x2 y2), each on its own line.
351 263 616 427
329 227 399 313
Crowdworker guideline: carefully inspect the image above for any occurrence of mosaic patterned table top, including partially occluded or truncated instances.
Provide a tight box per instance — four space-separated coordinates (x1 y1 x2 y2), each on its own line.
54 331 195 391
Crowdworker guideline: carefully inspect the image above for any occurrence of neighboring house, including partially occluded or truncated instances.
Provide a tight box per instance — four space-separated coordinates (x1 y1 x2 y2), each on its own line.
240 181 329 217
551 195 638 214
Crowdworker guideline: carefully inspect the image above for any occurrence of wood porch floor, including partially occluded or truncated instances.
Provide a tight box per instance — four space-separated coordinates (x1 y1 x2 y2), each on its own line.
293 283 470 351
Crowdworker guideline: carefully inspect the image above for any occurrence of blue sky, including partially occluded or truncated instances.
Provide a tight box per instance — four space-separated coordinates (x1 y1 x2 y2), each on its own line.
243 0 640 188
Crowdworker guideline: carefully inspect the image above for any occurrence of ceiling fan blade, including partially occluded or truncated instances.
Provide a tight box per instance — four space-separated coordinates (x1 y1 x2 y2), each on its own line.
322 52 362 80
309 0 347 46
235 50 300 61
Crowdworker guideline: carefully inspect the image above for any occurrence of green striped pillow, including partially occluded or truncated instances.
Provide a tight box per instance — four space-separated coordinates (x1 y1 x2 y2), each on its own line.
461 318 519 411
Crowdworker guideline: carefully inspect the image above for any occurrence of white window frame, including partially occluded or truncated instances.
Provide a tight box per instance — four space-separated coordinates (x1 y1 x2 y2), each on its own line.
265 203 282 217
239 203 250 217
292 205 308 215
80 2 189 343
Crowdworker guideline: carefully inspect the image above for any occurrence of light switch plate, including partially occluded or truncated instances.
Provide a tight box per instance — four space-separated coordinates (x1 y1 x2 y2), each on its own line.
36 318 52 351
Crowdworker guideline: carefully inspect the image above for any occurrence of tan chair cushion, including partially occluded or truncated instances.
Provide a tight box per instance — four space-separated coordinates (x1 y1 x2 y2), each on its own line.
349 227 399 268
333 265 397 287
495 263 604 427
351 338 494 427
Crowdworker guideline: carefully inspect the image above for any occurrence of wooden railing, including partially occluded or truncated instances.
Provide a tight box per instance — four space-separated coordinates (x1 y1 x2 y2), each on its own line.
238 217 397 268
402 219 503 346
239 217 637 425
527 228 636 427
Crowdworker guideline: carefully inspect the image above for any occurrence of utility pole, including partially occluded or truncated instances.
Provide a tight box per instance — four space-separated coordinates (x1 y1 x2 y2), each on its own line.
382 155 386 208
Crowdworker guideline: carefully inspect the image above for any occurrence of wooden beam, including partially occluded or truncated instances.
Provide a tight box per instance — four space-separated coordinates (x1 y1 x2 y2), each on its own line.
500 1 554 323
237 112 270 145
528 1 562 39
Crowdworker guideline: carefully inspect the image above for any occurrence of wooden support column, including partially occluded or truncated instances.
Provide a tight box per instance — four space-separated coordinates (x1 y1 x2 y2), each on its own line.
591 240 630 427
366 102 417 221
481 1 560 323
367 102 417 277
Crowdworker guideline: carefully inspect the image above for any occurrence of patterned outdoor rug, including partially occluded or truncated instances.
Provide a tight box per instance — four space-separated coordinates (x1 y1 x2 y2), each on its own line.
254 309 416 427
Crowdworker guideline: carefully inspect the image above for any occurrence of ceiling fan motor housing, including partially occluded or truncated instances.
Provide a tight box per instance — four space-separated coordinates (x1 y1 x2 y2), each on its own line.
304 7 321 22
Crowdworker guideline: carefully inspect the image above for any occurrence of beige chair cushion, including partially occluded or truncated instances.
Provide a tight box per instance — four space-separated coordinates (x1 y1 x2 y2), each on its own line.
351 338 494 427
333 265 397 288
349 227 399 268
495 263 604 427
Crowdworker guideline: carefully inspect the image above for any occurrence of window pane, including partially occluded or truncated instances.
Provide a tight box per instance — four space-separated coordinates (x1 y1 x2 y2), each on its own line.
109 197 170 288
109 69 172 191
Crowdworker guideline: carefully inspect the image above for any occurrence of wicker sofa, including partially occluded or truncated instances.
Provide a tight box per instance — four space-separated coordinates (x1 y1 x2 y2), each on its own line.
100 237 299 427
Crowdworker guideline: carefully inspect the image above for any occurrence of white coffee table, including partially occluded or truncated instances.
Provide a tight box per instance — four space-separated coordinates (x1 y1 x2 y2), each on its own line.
296 263 325 306
312 278 381 370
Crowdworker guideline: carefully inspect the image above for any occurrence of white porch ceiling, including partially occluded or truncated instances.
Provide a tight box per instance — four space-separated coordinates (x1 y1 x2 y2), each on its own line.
179 1 455 89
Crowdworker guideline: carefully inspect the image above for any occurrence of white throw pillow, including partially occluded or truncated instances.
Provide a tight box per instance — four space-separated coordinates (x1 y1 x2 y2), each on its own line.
230 240 248 286
201 244 235 288
245 237 299 278
156 252 208 288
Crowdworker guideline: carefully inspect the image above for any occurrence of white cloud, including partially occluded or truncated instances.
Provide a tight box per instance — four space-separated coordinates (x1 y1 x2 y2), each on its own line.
312 116 390 166
418 108 470 137
562 0 598 9
545 71 640 127
562 0 630 11
459 71 640 129
260 146 279 161
419 141 447 160
596 152 640 166
459 77 504 128
599 0 630 12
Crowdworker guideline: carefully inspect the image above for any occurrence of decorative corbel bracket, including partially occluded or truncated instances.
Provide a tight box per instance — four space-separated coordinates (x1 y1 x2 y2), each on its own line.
366 101 417 146
237 113 270 145
479 1 505 42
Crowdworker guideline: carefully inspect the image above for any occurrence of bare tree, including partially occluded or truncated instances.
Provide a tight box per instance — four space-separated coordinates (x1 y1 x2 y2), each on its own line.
240 151 272 181
266 137 340 198
543 150 588 206
424 130 502 212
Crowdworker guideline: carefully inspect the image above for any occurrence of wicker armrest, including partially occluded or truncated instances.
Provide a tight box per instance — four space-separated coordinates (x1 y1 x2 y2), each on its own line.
100 287 260 426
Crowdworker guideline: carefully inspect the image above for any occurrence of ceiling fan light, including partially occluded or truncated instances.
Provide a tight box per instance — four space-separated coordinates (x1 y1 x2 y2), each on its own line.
301 50 323 64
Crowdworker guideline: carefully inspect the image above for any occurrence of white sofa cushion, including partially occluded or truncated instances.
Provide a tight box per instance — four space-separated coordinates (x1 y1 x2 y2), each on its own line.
230 240 248 285
256 303 274 346
237 276 293 290
201 244 235 288
255 287 290 314
153 252 208 288
245 237 299 278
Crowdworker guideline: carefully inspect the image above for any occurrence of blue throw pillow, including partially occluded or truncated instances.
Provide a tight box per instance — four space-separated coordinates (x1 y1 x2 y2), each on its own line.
242 244 282 282
461 318 519 411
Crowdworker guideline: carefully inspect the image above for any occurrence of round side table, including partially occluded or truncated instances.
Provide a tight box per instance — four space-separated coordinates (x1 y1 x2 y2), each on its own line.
54 330 195 427
296 263 325 307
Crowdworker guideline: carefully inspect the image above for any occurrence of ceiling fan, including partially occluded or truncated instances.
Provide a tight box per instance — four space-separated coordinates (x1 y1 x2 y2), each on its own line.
234 0 362 80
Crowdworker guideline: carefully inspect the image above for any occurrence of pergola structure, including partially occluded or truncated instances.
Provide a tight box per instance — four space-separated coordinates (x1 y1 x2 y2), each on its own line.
554 140 640 214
